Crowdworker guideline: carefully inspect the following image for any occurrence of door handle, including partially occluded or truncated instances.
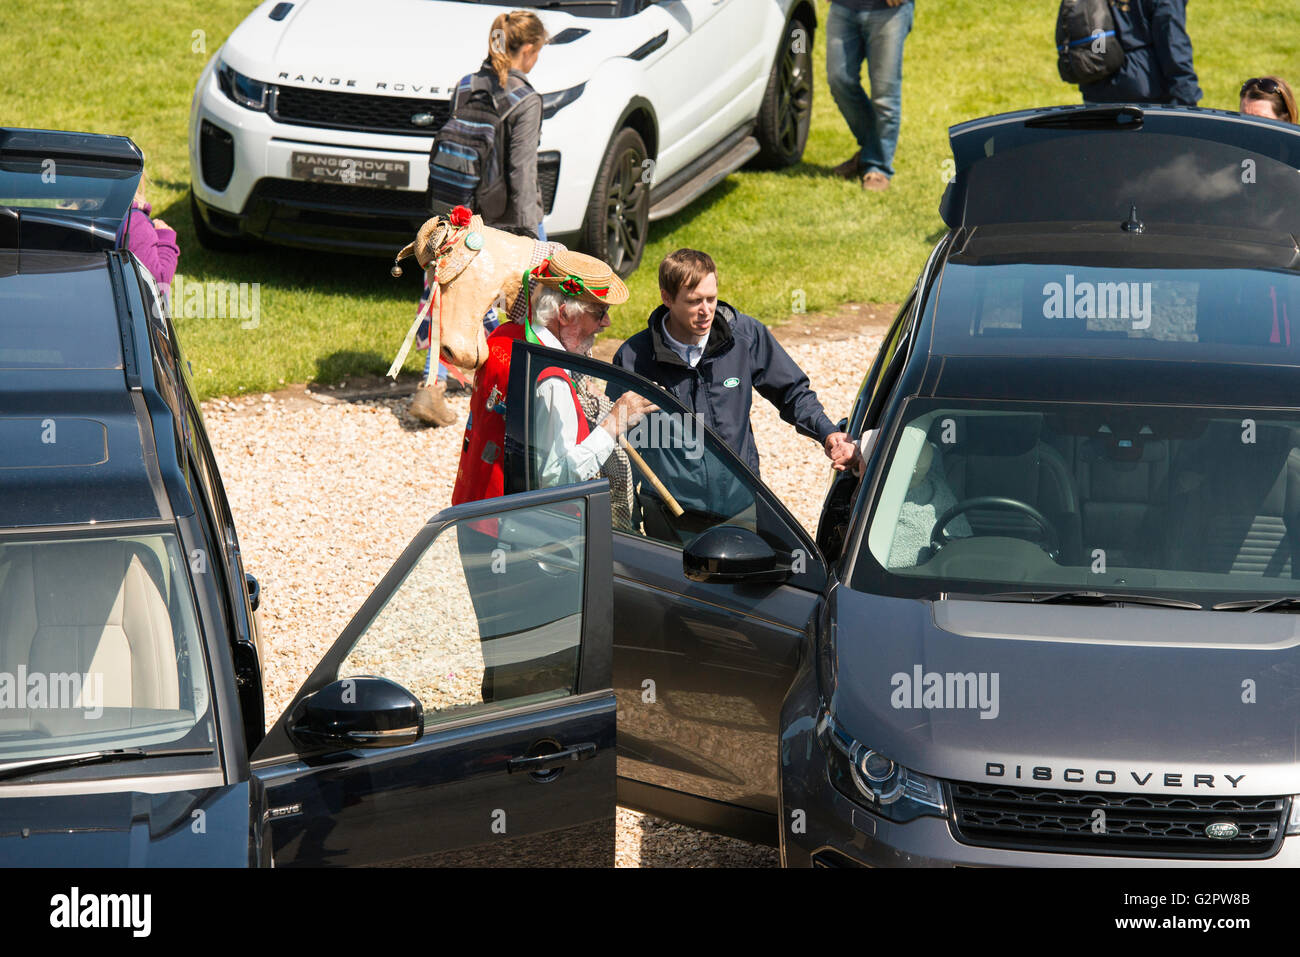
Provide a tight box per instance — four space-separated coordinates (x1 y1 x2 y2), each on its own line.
507 742 597 773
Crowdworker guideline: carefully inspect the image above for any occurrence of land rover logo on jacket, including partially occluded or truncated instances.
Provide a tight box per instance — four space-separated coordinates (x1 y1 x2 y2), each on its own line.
1205 821 1240 840
723 377 740 388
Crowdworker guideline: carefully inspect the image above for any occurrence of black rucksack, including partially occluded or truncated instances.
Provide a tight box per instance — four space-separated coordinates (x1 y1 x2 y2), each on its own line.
426 75 515 220
1056 0 1126 85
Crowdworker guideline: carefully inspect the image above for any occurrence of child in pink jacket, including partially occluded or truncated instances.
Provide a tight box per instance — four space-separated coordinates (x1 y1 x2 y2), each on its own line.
120 189 179 287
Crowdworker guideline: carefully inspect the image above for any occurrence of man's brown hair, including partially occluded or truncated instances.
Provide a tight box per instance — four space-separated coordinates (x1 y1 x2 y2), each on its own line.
659 248 717 300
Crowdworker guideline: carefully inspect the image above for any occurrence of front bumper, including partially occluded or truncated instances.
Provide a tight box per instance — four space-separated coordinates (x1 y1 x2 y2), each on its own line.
189 57 585 254
785 772 1300 867
779 675 1297 867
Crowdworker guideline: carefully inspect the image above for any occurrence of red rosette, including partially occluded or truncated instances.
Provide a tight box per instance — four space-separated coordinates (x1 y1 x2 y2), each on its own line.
449 205 473 228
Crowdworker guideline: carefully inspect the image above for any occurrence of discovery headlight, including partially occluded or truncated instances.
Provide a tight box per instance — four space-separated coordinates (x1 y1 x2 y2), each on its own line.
218 61 271 111
819 712 947 823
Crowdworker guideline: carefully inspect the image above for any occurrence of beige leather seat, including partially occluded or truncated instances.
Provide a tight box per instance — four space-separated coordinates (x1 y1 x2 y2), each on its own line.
0 540 179 710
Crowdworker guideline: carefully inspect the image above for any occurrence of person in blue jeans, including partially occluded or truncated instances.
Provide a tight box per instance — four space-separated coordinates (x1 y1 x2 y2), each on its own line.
826 0 914 192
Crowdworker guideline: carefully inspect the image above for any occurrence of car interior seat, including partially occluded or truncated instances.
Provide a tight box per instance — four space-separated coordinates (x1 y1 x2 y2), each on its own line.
1167 422 1300 577
935 413 1082 562
0 539 180 712
1069 431 1174 569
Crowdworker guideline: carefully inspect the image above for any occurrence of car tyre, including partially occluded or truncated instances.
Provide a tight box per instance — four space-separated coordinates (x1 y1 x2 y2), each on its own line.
752 17 814 169
190 190 250 253
581 126 650 278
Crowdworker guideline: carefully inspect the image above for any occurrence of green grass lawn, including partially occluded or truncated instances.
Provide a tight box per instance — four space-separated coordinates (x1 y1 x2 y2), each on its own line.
1 0 1295 397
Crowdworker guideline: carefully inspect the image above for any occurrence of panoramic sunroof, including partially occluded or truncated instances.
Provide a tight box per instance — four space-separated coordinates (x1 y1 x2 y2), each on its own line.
0 259 123 370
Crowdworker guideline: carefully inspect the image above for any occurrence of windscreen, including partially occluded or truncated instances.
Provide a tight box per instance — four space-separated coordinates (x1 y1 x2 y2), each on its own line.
853 398 1300 603
0 531 215 768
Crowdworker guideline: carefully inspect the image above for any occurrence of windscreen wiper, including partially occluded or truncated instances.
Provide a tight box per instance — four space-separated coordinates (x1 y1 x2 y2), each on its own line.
0 747 215 782
1212 596 1300 613
982 590 1202 610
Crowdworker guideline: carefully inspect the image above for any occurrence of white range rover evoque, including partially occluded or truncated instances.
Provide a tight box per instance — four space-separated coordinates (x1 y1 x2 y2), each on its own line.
188 0 816 275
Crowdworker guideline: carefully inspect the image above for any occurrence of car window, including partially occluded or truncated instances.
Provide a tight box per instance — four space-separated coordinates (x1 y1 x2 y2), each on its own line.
852 398 1300 603
337 500 587 726
933 263 1300 361
515 350 797 552
0 530 215 767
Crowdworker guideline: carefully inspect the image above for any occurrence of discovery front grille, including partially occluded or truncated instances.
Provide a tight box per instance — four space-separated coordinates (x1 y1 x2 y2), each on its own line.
949 781 1287 859
271 87 450 137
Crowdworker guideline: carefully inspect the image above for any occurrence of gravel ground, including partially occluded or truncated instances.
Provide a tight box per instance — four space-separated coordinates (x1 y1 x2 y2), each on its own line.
203 312 886 867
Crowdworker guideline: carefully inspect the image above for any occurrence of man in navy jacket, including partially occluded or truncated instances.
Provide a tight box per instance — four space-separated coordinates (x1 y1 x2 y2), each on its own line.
610 249 856 484
1079 0 1201 106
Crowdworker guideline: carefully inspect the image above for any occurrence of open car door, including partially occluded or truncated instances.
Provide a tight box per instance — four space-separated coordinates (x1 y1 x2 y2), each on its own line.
250 481 616 867
504 340 827 845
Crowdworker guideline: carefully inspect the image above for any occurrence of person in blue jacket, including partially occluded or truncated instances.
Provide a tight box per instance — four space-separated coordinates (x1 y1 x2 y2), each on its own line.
610 250 857 508
1079 0 1201 106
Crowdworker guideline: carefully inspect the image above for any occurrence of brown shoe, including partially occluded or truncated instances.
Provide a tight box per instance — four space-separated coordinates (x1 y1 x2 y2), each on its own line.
832 151 861 179
861 171 891 192
409 381 458 427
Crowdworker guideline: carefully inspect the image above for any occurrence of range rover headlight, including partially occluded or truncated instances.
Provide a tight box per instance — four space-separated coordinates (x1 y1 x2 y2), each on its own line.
1287 796 1300 835
218 61 270 111
820 712 947 823
541 82 585 119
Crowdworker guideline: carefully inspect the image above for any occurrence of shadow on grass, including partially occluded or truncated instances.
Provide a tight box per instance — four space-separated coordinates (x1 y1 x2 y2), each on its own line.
313 349 399 384
155 192 425 302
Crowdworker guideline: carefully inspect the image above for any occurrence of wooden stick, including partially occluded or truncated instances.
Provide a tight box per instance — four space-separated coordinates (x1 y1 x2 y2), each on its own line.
618 435 685 517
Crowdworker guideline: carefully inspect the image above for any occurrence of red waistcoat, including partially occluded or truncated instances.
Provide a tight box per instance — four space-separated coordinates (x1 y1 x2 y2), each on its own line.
452 322 589 506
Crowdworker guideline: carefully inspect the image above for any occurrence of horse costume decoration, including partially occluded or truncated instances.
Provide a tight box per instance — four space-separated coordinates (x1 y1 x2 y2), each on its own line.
388 206 561 379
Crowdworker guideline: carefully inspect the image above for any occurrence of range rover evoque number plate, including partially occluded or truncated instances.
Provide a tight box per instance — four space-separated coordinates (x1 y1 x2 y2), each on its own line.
290 152 409 188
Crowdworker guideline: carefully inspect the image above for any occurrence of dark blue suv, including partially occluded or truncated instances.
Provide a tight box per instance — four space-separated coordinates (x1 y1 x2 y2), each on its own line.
0 128 618 866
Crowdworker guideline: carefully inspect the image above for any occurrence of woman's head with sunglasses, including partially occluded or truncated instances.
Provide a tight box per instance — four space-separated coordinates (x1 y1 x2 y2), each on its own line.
1240 76 1297 124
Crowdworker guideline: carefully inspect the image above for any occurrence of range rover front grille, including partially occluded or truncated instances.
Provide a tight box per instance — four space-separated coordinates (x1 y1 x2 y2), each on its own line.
249 177 428 215
272 86 450 137
950 780 1287 859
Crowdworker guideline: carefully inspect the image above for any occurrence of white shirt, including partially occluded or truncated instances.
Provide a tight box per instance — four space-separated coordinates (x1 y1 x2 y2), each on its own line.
661 319 709 368
533 324 616 487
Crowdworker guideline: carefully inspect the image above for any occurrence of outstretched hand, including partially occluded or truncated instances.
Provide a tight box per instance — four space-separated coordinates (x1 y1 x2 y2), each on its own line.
824 431 863 474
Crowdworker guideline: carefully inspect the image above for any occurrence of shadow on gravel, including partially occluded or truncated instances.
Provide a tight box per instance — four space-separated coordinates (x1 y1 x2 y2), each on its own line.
633 813 780 868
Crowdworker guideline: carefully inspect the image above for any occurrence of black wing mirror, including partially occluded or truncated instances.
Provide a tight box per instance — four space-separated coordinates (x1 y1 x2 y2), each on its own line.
683 525 797 584
287 676 424 752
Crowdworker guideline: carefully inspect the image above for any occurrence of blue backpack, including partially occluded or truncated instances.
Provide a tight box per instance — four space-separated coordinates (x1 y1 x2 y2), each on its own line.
1056 0 1126 85
426 75 515 220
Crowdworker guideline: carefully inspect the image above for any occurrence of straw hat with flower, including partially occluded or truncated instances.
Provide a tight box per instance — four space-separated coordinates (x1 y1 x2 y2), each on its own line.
516 248 630 345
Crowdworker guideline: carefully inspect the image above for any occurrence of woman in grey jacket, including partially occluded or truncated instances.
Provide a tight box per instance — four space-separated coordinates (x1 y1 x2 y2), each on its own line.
462 9 548 239
410 9 549 427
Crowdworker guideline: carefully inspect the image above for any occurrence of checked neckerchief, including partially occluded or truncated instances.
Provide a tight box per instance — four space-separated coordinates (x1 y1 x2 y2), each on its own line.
571 372 635 531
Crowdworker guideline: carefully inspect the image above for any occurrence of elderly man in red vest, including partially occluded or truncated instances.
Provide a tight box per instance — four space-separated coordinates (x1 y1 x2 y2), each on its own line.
453 249 655 505
451 249 653 703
